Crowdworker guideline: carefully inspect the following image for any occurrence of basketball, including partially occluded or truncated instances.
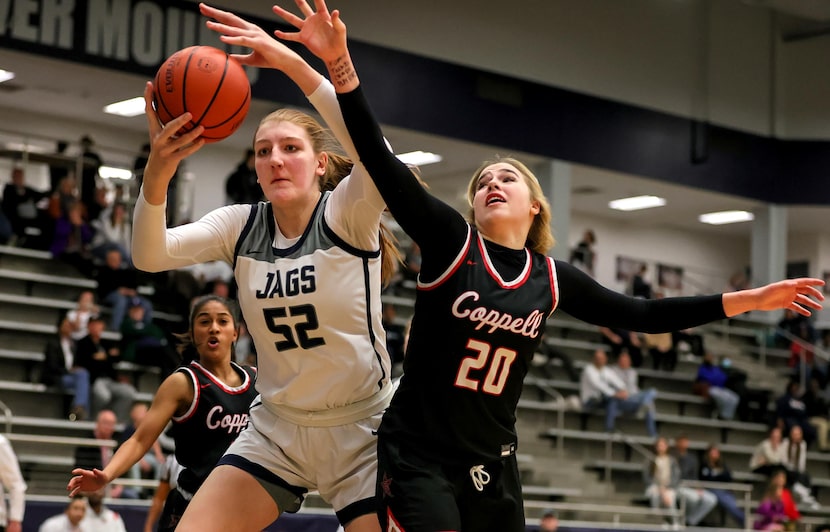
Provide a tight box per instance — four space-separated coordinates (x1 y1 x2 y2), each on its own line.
153 46 251 143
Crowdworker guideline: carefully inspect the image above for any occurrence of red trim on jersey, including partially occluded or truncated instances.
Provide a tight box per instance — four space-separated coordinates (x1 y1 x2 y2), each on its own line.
174 367 201 423
387 508 405 532
546 256 560 315
477 233 531 289
191 361 252 394
417 226 472 291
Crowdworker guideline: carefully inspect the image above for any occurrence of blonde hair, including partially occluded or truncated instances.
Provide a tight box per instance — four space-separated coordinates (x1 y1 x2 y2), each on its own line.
465 156 555 254
255 109 401 285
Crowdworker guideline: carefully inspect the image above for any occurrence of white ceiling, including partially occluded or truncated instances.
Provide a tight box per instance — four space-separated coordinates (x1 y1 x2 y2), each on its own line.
2 2 830 239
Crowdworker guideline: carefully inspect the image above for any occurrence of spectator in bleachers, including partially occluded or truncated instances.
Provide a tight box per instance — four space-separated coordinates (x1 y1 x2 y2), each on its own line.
90 202 132 267
66 289 100 342
751 426 789 477
37 495 86 532
581 349 657 436
234 320 256 367
75 316 136 422
569 229 596 277
673 327 705 358
119 302 178 379
672 434 718 526
693 351 740 420
118 402 165 498
804 376 830 452
720 358 772 424
630 263 652 300
538 509 559 532
0 433 26 532
81 488 126 531
224 148 260 204
79 135 103 221
643 436 681 528
95 248 153 331
754 470 800 531
609 350 657 436
643 330 677 372
48 175 79 222
42 316 91 421
776 380 817 448
599 326 643 367
2 167 51 249
783 425 820 509
73 410 136 500
700 443 746 528
50 198 95 277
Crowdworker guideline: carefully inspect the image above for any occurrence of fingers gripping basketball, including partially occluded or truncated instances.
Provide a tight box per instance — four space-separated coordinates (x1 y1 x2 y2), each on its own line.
153 46 251 143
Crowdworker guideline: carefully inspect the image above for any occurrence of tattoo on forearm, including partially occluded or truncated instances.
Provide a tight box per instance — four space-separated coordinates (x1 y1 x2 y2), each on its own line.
329 56 357 87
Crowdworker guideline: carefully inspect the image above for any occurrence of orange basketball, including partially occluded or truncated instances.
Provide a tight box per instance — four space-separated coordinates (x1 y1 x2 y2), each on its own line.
153 46 251 143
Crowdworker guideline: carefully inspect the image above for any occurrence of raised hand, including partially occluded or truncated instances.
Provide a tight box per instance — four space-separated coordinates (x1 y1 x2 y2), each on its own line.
272 0 347 64
67 467 109 497
200 3 302 72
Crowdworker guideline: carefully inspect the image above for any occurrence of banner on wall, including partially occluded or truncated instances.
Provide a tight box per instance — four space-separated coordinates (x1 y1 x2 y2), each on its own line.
0 0 320 92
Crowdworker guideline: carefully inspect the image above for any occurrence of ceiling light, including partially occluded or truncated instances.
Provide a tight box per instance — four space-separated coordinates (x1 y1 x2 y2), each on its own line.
698 210 754 225
608 195 666 211
396 150 443 166
0 70 15 83
98 166 133 180
103 96 145 117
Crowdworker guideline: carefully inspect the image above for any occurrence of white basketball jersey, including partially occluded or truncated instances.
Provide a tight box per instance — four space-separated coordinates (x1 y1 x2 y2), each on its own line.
234 193 391 414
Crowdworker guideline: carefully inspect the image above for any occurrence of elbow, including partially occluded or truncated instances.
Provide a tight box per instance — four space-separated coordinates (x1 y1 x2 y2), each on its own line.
131 252 164 273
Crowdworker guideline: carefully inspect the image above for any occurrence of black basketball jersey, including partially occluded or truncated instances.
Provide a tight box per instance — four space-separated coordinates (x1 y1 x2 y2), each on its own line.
380 228 558 465
169 361 257 494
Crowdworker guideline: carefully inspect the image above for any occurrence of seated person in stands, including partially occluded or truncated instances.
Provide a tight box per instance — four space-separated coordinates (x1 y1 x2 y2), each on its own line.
782 425 820 509
75 316 136 422
643 436 682 528
721 358 771 424
693 351 740 420
776 380 817 448
580 349 657 436
599 326 643 367
643 331 677 372
49 198 95 277
120 302 178 379
754 470 800 531
37 495 87 532
1 167 51 249
118 401 166 498
700 444 746 528
609 351 657 436
90 202 132 267
751 426 788 477
95 247 153 331
66 289 100 341
73 410 139 499
673 327 705 358
41 316 91 421
672 434 718 526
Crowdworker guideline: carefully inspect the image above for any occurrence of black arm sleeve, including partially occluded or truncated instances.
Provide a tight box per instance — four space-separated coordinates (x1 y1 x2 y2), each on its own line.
554 260 727 332
337 88 469 278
